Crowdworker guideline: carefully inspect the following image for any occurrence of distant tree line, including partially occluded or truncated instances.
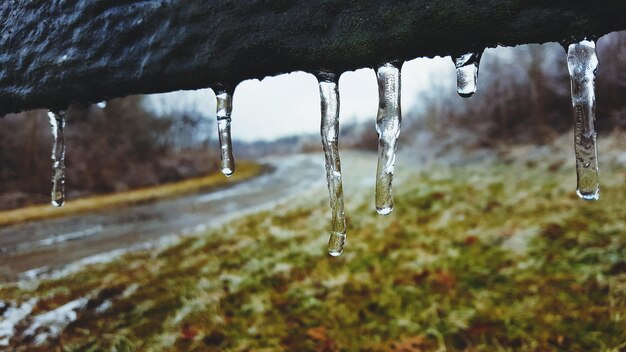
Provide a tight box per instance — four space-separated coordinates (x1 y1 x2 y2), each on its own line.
0 96 218 209
342 31 626 153
401 31 626 150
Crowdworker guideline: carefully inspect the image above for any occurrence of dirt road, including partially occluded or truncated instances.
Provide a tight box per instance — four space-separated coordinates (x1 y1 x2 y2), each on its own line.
0 155 323 282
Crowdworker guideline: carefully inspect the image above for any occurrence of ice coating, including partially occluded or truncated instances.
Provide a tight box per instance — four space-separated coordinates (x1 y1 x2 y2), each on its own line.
318 74 347 256
216 90 235 177
48 111 66 207
567 40 600 200
375 63 402 215
454 52 482 97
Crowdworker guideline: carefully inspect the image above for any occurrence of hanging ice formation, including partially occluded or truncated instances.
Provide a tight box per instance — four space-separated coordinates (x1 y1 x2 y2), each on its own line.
566 39 600 201
215 89 235 177
318 72 347 256
48 110 66 207
375 63 402 215
453 51 482 97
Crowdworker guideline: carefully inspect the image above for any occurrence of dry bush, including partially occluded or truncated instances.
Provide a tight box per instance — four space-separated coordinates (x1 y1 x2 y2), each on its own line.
0 95 218 209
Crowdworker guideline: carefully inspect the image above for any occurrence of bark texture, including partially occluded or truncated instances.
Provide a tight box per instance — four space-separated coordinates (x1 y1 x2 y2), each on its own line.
1 0 625 116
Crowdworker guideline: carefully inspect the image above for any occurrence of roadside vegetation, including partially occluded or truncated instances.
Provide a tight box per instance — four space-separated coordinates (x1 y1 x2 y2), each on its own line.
1 31 625 352
0 160 262 226
0 96 218 211
1 144 624 351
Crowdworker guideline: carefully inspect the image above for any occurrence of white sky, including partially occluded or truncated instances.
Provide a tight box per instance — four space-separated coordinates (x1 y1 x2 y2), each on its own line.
145 57 452 142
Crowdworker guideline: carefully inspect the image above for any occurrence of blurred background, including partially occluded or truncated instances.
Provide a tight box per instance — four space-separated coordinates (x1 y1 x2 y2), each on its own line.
1 33 625 210
0 31 625 351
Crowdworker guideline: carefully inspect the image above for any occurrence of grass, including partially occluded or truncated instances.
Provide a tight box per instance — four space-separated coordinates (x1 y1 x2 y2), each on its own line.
1 153 625 351
0 161 263 227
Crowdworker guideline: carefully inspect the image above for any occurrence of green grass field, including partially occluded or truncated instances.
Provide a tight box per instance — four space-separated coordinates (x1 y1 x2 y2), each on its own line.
1 151 625 351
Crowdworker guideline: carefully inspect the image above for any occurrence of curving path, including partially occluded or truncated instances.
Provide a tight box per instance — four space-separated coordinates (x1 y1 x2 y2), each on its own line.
0 155 324 282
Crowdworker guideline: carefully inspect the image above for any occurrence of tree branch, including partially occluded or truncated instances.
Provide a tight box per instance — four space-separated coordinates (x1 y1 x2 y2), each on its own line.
1 0 625 116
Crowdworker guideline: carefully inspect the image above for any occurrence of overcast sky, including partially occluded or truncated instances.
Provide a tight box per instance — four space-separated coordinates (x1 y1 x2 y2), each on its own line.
145 57 452 142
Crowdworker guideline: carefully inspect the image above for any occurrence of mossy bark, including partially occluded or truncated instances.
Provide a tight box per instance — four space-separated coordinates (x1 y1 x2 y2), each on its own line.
0 0 625 116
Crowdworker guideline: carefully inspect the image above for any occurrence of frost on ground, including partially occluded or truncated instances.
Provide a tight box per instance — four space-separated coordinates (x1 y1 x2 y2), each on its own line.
0 134 624 351
24 297 89 345
0 298 37 346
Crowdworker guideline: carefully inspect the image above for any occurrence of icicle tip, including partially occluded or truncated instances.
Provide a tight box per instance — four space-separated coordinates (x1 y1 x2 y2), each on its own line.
328 232 346 257
221 167 234 177
376 206 393 216
576 189 599 201
51 199 65 207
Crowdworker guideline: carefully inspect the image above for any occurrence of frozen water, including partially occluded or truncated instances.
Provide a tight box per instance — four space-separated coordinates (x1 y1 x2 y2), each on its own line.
24 297 88 345
567 40 600 200
0 299 37 346
453 52 482 97
216 90 235 177
48 111 66 207
375 63 402 215
318 73 347 256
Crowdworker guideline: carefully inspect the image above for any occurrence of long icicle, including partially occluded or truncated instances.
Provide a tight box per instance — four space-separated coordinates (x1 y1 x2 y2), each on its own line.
48 110 66 207
375 63 402 215
216 90 235 177
566 40 600 200
453 51 482 98
318 73 347 256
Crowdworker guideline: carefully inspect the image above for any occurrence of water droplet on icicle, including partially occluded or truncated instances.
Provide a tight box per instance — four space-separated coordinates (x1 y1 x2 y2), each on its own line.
216 90 235 177
566 40 600 200
96 101 107 109
375 63 402 215
48 110 66 207
318 73 347 256
453 51 482 97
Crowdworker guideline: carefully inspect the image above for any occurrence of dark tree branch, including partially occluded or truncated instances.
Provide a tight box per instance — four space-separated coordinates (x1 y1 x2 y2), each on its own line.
1 0 625 116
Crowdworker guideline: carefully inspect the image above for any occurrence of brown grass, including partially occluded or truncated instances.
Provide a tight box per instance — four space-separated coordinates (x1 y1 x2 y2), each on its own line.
0 161 263 227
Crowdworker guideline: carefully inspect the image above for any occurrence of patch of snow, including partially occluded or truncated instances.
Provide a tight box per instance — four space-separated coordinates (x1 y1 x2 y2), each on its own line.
40 226 103 246
95 300 112 314
19 267 49 282
122 283 140 298
27 243 154 283
6 226 104 254
0 298 37 346
24 297 88 345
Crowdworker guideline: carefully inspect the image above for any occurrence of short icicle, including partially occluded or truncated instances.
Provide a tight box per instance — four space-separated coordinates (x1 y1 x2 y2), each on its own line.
566 40 600 200
216 89 235 177
453 51 482 97
318 72 347 256
48 110 66 207
375 63 402 215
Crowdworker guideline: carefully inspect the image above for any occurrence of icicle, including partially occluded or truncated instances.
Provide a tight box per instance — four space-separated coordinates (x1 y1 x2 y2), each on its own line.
48 110 66 207
453 51 482 97
96 101 107 109
567 40 600 200
375 63 402 215
216 90 235 177
318 73 347 256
